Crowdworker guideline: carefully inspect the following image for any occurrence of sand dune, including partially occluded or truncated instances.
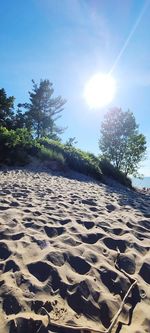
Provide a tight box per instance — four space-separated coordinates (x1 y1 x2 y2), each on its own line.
0 168 149 333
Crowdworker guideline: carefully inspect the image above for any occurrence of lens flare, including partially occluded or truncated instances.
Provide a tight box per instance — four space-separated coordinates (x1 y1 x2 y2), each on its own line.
84 73 116 109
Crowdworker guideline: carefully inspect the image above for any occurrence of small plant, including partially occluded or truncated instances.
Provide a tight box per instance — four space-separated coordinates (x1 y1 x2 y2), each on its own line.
37 145 65 166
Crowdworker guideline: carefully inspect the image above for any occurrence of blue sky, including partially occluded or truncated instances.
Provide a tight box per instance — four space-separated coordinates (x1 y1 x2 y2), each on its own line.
0 0 150 176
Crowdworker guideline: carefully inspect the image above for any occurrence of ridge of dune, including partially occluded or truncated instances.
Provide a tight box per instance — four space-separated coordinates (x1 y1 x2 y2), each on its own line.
0 168 150 333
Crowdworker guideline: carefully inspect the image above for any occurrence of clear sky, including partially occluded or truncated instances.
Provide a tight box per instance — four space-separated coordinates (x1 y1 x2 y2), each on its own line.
0 0 150 176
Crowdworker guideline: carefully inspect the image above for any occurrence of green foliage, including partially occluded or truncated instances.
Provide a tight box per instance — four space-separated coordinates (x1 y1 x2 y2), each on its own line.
37 145 65 165
121 133 147 176
38 137 102 180
0 88 15 129
18 79 66 139
99 108 147 176
39 138 131 186
13 108 30 130
99 158 132 187
0 127 65 167
0 127 32 149
0 127 32 165
0 127 132 187
14 128 33 146
65 137 78 146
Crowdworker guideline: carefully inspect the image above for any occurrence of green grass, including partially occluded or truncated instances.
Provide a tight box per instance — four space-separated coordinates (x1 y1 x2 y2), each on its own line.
37 145 65 166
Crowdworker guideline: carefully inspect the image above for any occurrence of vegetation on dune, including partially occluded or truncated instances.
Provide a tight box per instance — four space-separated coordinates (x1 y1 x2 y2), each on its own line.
0 127 65 167
0 127 32 165
0 126 132 186
36 145 65 166
0 81 147 187
38 137 102 180
99 158 132 187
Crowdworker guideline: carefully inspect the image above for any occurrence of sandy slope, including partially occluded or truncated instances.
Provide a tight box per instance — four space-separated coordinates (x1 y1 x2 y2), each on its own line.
0 168 149 333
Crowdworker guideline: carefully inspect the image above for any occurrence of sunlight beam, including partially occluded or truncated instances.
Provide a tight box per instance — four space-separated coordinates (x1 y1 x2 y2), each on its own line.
110 0 150 74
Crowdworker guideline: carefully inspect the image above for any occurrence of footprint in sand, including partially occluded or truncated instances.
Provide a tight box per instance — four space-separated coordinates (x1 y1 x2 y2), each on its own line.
139 261 150 284
68 255 91 274
0 242 11 260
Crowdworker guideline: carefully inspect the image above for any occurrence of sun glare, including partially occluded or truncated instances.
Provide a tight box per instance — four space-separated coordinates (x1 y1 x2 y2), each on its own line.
84 73 116 109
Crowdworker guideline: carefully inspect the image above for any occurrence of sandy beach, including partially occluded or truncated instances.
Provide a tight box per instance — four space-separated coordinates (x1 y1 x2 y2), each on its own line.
0 168 149 333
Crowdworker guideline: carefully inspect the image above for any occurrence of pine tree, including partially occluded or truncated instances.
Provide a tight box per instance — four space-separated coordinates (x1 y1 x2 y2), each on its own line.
18 79 66 138
0 88 14 129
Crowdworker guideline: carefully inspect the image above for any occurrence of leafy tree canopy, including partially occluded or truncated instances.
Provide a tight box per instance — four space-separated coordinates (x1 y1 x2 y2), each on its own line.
99 108 147 176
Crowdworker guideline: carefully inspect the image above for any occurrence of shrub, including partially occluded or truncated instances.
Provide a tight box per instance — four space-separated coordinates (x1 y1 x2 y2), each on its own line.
0 127 33 165
0 127 65 167
38 137 102 181
37 145 65 166
99 158 132 187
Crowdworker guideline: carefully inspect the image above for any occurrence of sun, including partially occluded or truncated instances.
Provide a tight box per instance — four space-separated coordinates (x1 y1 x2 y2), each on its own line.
84 73 116 109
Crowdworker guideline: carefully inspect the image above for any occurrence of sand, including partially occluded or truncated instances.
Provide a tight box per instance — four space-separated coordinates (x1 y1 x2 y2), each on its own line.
0 168 149 333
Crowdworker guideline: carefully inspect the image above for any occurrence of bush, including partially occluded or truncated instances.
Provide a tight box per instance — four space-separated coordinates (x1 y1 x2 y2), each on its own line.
38 137 102 181
37 145 65 166
0 127 33 165
0 127 65 167
99 158 132 187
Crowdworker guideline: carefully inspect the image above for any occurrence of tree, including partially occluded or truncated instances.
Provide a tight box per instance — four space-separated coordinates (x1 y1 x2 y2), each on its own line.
18 79 66 138
0 88 14 129
99 108 147 176
13 108 30 130
66 137 78 146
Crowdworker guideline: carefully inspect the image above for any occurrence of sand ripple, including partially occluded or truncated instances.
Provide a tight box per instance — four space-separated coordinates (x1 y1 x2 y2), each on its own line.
0 169 149 333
